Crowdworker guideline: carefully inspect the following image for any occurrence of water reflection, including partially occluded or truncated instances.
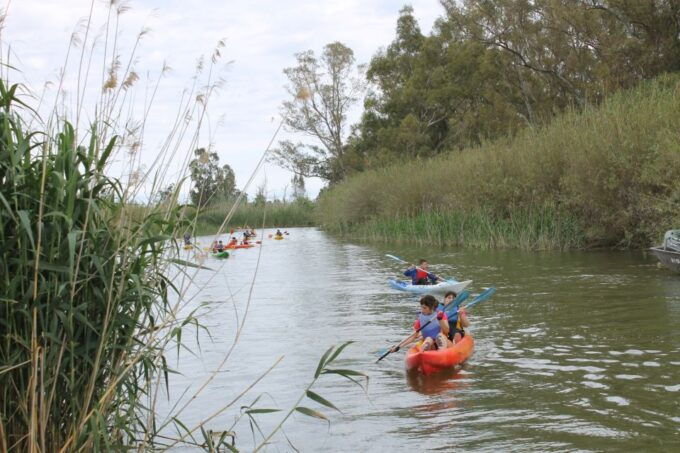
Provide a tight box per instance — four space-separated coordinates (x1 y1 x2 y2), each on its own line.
405 365 471 395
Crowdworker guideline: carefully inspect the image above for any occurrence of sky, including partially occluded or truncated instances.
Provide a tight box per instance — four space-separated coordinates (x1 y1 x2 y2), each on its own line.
2 0 444 200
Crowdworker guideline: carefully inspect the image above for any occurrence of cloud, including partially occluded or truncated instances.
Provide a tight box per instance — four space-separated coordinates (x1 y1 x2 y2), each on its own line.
3 0 444 199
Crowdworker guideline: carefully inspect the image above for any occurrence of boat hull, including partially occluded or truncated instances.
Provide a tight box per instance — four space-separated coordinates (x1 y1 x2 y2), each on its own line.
406 335 474 375
388 279 472 295
650 247 680 273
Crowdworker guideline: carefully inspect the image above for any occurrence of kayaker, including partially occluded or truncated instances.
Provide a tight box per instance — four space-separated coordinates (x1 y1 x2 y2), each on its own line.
276 229 283 236
443 291 469 344
404 259 442 285
390 295 449 353
228 237 238 247
216 241 225 252
183 232 191 245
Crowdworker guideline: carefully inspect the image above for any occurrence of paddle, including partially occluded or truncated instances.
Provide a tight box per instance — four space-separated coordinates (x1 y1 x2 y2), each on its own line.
442 289 470 312
376 316 439 363
444 287 496 318
385 254 447 283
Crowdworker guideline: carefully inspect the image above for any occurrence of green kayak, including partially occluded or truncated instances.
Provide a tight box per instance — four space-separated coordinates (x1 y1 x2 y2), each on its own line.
212 251 230 259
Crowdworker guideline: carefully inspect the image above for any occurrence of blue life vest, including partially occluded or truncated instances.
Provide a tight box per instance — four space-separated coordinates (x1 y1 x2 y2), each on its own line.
419 312 441 340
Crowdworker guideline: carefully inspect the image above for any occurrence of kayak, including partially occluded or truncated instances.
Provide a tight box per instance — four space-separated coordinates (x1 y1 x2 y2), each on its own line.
226 244 254 249
388 279 472 295
406 334 474 375
274 236 284 240
212 251 230 259
182 244 192 250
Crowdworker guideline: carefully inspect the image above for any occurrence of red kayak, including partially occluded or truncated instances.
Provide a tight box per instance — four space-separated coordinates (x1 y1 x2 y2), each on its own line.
405 335 474 375
225 244 254 249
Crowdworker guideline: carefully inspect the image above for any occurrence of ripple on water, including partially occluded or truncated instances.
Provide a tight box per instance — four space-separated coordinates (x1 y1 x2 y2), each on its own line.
642 361 660 367
614 374 644 380
605 396 631 406
664 384 680 392
584 373 605 380
583 380 609 389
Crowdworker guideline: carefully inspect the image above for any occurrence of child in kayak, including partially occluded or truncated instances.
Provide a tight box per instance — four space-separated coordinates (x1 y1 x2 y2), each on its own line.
390 295 449 353
442 291 469 344
404 259 442 285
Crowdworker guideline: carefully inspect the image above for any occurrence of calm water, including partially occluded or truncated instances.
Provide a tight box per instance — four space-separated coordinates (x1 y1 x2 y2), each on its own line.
164 228 680 452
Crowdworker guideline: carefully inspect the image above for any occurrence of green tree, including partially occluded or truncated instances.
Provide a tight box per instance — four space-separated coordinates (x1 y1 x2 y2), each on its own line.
271 42 366 184
189 148 236 207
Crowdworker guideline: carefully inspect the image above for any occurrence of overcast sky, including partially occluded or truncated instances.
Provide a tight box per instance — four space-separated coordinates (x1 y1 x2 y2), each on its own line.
2 0 443 200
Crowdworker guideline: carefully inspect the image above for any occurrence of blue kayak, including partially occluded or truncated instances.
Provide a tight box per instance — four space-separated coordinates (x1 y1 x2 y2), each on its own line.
388 279 472 295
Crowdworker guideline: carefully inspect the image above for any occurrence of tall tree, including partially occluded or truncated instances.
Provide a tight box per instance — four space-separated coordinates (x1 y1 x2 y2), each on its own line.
271 42 366 184
189 148 236 208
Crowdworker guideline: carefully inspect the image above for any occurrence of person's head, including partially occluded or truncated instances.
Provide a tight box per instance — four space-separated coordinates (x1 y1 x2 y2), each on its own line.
418 259 429 270
419 295 438 315
444 291 457 304
219 240 223 244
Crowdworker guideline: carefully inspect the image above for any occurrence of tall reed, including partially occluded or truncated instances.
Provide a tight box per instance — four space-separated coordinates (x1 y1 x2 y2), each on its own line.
0 81 190 450
0 4 362 450
319 74 680 249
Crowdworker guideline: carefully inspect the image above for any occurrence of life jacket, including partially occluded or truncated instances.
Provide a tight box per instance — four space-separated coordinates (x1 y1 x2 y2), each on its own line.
414 269 429 284
418 312 441 340
448 312 462 332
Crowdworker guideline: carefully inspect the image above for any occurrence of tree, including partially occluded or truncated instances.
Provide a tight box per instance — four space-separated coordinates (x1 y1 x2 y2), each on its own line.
253 183 267 206
270 42 366 184
188 148 236 208
291 173 307 200
155 183 176 205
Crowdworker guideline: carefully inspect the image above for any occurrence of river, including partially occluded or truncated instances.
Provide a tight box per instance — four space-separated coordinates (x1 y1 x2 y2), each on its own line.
164 227 680 451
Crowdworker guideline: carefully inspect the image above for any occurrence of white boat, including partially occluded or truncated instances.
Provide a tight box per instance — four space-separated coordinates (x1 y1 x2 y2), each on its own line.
388 279 473 295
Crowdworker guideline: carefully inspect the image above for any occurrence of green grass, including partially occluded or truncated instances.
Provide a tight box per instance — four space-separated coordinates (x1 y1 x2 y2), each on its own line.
190 199 316 235
319 74 680 250
339 206 585 250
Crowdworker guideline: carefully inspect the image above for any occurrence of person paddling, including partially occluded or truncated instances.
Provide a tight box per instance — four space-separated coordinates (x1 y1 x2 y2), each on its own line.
390 295 449 353
404 259 442 285
443 291 469 344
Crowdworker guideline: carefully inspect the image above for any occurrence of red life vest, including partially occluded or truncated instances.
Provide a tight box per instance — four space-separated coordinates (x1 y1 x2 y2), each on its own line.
415 269 429 282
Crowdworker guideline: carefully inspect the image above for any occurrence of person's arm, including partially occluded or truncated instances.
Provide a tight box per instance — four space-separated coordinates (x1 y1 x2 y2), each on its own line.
437 311 449 336
459 309 469 328
403 266 416 278
428 272 441 283
389 320 422 353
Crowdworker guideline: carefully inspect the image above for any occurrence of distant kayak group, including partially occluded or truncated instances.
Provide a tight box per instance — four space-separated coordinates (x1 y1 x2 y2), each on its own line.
379 255 496 375
181 228 290 259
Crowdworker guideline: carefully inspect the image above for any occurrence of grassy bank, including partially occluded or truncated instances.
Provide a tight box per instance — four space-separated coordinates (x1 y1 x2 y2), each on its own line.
319 75 680 250
190 199 316 235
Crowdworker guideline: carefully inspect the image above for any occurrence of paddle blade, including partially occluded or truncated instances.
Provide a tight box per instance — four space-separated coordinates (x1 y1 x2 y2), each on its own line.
452 290 470 306
465 287 496 310
444 290 470 317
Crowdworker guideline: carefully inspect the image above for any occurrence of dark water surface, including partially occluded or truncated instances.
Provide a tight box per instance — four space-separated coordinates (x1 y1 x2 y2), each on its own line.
166 228 680 452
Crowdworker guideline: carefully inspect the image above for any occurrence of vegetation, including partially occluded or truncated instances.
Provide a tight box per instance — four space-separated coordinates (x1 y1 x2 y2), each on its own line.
270 42 366 183
0 4 358 451
189 147 239 208
0 81 191 450
346 1 680 171
191 199 316 235
318 75 680 249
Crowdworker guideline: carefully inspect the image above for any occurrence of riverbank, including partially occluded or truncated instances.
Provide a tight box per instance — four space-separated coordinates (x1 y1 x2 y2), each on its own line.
318 75 680 250
189 199 316 235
